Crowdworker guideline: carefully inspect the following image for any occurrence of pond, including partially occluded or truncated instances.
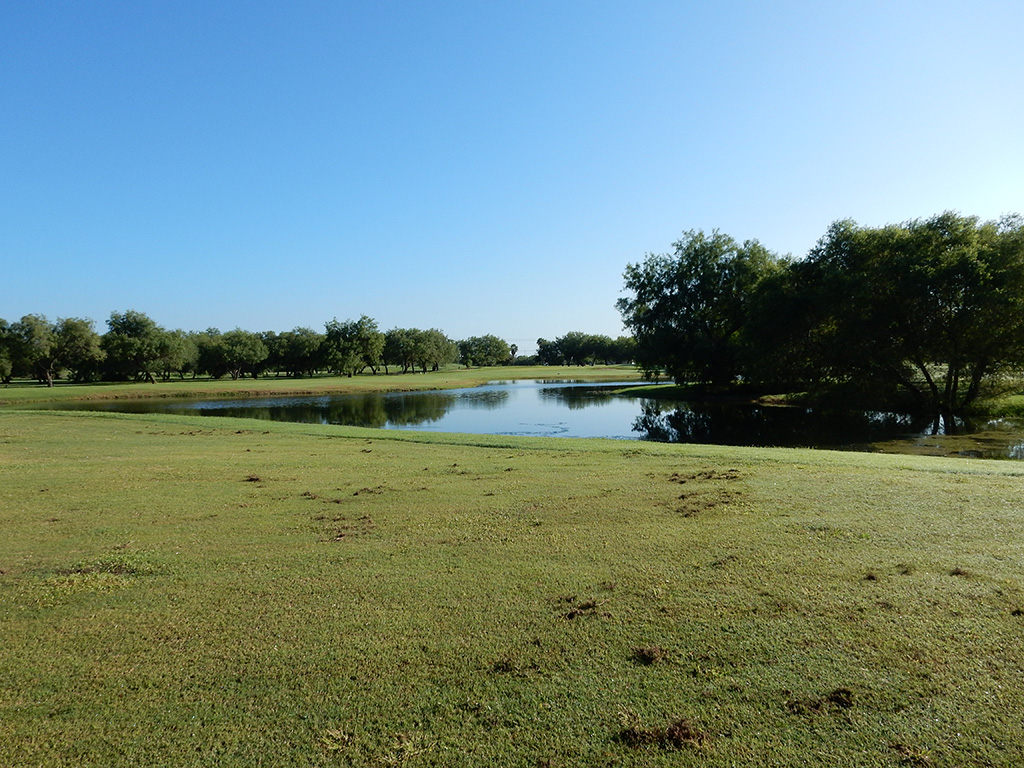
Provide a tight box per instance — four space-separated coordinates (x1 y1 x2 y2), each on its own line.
46 379 1024 459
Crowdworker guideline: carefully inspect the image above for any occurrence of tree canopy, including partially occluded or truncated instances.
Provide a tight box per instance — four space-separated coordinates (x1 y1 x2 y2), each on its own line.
617 230 780 385
774 213 1024 414
620 212 1024 415
0 311 541 385
458 335 511 367
535 333 634 366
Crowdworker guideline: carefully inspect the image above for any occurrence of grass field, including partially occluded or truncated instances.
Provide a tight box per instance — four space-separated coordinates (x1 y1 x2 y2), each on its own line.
2 385 1024 766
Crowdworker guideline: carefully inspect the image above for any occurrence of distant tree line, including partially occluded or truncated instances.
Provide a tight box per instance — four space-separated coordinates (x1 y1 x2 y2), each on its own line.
534 332 636 366
0 311 634 386
618 211 1024 415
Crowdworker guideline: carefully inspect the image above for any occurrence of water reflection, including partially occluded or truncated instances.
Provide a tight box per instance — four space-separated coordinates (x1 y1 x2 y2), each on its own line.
34 380 1024 459
632 403 929 449
540 384 620 410
178 391 464 429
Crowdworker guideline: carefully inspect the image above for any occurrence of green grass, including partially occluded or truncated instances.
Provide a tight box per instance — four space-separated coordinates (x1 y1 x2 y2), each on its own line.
2 407 1024 766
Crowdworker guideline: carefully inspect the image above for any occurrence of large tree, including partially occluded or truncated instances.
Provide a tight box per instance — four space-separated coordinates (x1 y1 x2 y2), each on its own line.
617 230 781 385
458 335 510 367
0 319 11 384
9 315 58 386
783 212 1024 414
269 327 323 378
154 329 197 381
412 329 458 372
220 329 269 380
323 316 384 377
103 310 165 382
2 315 105 386
535 338 564 366
0 346 11 385
53 317 105 382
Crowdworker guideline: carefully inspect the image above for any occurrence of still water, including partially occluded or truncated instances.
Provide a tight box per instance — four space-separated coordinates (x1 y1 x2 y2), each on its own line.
54 379 1024 459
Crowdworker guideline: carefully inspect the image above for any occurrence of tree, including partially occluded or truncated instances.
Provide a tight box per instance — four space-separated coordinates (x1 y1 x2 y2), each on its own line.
153 329 196 381
323 316 384 377
536 338 564 365
1 315 106 386
53 317 105 382
557 331 592 366
458 335 510 367
612 335 636 364
780 212 1024 414
103 310 164 382
412 329 458 372
194 329 228 378
352 316 385 374
271 328 323 378
10 315 58 386
0 319 11 384
0 346 11 385
383 327 415 374
618 230 781 385
220 329 269 380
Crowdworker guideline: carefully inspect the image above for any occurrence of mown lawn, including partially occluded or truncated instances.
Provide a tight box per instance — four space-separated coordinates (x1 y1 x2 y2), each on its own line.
2 408 1023 767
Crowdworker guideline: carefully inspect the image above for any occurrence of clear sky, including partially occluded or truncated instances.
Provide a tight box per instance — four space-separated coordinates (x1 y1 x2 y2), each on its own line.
3 1 1022 353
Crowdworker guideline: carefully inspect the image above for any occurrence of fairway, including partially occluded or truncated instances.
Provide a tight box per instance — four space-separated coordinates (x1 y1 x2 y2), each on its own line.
2 409 1024 767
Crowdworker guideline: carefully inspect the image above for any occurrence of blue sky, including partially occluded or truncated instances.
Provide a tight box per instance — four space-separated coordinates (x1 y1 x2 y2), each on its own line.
3 1 1022 353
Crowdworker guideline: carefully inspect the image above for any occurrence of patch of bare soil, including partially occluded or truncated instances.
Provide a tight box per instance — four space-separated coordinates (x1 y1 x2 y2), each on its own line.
785 687 855 715
890 742 933 766
554 594 611 620
631 645 669 665
668 468 744 516
617 718 710 750
316 514 375 542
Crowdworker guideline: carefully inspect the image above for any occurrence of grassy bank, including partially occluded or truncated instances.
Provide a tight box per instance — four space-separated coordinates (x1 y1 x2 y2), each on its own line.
0 365 641 407
2 409 1024 766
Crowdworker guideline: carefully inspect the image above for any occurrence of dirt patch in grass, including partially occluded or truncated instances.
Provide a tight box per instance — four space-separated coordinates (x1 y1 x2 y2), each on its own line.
60 552 156 577
617 717 710 750
555 594 611 620
670 468 742 484
891 742 933 765
632 645 669 665
785 687 855 715
318 514 375 542
353 486 386 496
490 654 541 676
669 468 744 516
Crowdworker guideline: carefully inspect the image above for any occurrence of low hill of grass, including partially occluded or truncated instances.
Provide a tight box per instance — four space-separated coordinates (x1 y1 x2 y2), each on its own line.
2 408 1023 766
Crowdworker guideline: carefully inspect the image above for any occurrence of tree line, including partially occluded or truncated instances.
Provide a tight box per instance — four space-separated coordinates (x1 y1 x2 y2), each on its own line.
618 211 1024 415
0 311 634 386
535 332 635 366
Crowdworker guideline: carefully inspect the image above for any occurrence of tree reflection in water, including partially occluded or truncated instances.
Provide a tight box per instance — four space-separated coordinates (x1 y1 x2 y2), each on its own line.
632 403 931 449
205 391 466 428
34 381 1024 458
